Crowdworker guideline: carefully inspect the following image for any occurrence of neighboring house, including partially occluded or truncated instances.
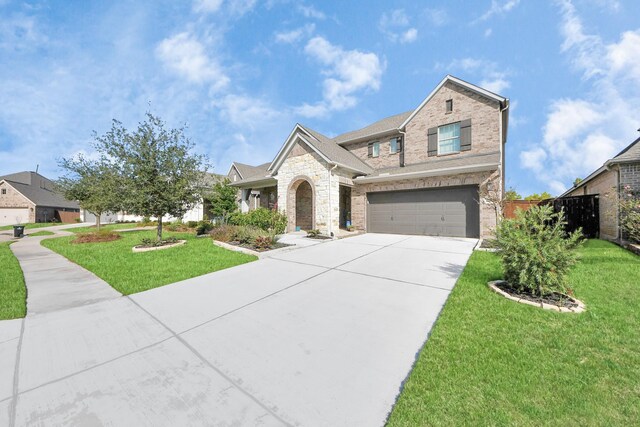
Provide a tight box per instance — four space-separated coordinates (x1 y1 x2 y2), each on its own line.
0 171 80 225
561 136 640 241
81 172 225 224
229 75 509 238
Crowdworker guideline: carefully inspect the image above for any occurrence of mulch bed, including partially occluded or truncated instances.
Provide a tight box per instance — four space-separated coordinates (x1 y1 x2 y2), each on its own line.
306 235 332 240
73 232 121 244
228 241 292 252
494 281 579 309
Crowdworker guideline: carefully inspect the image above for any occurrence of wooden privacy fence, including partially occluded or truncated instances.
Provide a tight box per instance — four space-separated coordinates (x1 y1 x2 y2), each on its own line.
541 195 600 238
503 200 540 219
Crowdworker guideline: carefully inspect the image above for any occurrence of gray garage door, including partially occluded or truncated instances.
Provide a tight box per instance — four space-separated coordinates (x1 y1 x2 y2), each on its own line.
367 186 479 238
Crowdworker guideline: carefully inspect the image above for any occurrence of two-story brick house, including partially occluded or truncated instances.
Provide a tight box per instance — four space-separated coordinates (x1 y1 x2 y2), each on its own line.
229 75 509 238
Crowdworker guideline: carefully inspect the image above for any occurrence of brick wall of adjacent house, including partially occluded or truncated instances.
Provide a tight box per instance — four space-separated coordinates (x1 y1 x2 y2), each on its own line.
567 169 618 240
403 80 501 165
0 181 35 222
351 169 501 238
620 163 640 192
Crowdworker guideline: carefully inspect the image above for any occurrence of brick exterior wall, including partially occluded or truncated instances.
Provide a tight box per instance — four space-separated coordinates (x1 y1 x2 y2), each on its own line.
567 169 619 240
343 132 404 169
351 170 501 238
0 181 36 222
620 163 640 192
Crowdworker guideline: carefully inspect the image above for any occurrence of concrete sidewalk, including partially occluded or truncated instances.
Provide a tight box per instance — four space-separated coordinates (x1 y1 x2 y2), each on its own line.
9 227 120 316
2 233 476 426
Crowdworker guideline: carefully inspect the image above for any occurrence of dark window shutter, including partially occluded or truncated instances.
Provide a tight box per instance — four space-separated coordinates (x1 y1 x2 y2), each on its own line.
460 119 472 151
397 137 403 152
427 127 437 157
367 142 373 157
399 137 405 167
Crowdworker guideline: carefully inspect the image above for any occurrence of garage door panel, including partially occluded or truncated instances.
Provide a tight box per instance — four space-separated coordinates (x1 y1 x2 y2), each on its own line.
367 186 479 238
0 208 30 226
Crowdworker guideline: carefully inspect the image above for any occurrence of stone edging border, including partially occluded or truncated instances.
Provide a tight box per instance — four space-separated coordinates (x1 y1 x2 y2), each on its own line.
132 240 186 253
212 239 301 259
487 280 586 313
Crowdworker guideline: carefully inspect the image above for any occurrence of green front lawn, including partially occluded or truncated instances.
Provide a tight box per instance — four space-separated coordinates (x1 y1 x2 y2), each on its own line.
66 222 144 234
388 240 640 426
27 230 55 237
0 222 73 231
0 242 27 319
42 231 257 295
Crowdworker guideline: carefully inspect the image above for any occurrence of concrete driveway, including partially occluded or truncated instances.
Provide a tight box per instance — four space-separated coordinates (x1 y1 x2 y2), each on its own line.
1 233 476 426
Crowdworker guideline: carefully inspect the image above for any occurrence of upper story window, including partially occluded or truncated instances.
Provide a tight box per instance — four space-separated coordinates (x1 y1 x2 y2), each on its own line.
438 123 461 154
368 141 380 158
389 137 400 154
233 174 237 182
445 99 453 113
1 188 6 195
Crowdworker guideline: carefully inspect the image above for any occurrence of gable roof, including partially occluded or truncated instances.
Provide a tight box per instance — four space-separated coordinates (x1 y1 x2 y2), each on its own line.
333 111 411 145
608 136 640 164
268 124 374 175
0 171 79 209
560 136 640 197
230 162 270 180
399 75 508 130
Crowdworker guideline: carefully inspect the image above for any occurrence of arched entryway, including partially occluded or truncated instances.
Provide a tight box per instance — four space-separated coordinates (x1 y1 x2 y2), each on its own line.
287 177 315 231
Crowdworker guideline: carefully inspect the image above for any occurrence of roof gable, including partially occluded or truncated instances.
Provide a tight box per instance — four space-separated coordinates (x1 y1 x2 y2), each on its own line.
609 136 640 164
399 75 507 130
0 171 79 209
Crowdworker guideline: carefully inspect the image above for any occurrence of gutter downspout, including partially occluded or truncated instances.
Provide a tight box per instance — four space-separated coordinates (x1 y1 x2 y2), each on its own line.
499 100 509 198
328 163 338 236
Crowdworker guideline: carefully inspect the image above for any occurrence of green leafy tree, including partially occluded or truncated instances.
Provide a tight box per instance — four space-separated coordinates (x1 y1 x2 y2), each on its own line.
504 187 522 201
57 155 122 230
95 113 208 241
524 191 553 201
573 177 583 186
208 178 238 224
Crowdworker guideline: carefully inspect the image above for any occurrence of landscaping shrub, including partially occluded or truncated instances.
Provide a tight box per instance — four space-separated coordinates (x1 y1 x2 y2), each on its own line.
195 220 214 236
619 185 640 244
495 204 583 296
253 235 275 250
138 236 178 247
307 229 320 237
228 208 288 234
209 224 236 242
73 230 121 244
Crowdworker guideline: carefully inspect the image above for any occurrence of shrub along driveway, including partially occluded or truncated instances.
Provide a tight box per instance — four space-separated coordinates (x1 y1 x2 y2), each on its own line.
0 233 476 426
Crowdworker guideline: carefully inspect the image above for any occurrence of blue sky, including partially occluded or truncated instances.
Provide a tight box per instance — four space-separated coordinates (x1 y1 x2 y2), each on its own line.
1 0 639 196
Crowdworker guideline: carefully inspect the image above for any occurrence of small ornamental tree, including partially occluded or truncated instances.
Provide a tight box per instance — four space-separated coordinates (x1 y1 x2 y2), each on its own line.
96 113 208 241
208 178 238 224
57 155 122 230
504 187 522 201
495 204 583 297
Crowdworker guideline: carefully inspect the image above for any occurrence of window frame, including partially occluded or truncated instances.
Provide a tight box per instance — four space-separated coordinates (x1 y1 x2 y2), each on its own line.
389 137 399 154
437 122 461 156
1 188 6 195
372 141 380 158
445 99 453 113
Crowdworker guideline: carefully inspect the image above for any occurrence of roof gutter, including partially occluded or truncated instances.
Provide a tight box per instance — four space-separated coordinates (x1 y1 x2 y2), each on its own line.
353 162 499 184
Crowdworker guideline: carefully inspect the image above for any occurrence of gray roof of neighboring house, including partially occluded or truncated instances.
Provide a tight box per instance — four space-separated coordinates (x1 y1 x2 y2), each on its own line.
298 125 374 174
0 171 80 209
609 136 640 164
332 111 412 145
560 136 640 197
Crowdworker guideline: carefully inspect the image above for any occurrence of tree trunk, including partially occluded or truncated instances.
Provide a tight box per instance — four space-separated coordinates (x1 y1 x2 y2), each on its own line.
96 212 102 230
156 216 163 241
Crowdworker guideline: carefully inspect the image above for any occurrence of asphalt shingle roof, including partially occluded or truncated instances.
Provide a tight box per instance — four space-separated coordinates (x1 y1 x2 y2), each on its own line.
611 136 640 163
0 171 79 209
331 111 412 145
298 125 374 174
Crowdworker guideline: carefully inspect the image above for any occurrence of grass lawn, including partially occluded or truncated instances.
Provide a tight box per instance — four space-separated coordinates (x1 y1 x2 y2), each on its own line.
42 230 257 295
0 242 27 320
27 230 55 237
388 240 640 426
0 222 72 231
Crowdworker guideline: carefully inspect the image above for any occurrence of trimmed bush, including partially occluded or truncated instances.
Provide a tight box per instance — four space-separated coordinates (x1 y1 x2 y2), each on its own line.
228 208 288 234
209 224 276 249
619 185 640 244
209 224 236 242
495 204 583 296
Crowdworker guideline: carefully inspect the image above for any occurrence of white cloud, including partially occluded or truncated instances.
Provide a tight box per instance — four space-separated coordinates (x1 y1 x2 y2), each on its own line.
214 94 283 129
484 28 493 37
298 36 384 117
424 8 448 27
274 23 315 44
155 32 229 90
520 0 640 194
478 0 520 21
446 57 511 95
297 4 326 20
379 9 418 44
192 0 223 13
228 0 258 15
0 13 48 51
